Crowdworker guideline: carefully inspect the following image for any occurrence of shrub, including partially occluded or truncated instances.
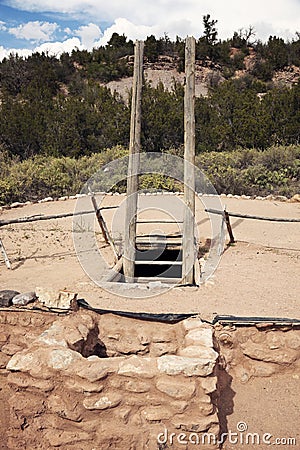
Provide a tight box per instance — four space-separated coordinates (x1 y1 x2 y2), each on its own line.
0 145 299 205
196 145 300 196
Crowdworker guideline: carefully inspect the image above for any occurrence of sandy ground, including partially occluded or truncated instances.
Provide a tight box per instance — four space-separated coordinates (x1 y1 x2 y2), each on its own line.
0 194 299 321
217 368 300 450
0 194 299 450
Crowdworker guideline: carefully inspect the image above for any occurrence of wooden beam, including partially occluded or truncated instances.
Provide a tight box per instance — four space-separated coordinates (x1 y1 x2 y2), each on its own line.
0 206 118 228
182 36 196 285
104 256 124 282
123 40 144 282
224 209 235 244
88 187 119 261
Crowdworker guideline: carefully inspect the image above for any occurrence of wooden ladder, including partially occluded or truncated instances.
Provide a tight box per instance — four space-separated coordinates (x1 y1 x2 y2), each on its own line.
133 227 183 283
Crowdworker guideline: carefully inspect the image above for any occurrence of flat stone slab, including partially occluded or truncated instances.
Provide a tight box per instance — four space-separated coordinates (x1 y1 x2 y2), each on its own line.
157 355 216 377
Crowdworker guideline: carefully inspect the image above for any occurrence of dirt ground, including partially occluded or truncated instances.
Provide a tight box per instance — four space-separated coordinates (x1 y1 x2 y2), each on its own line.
218 371 300 450
0 194 299 449
0 194 299 321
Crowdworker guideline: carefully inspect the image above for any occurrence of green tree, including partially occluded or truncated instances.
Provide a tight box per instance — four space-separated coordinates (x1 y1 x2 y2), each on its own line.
289 33 300 65
266 36 289 70
196 15 219 61
141 81 184 151
250 58 274 81
43 83 130 157
263 82 300 145
203 14 218 45
0 91 50 158
144 35 162 62
0 54 30 96
195 79 273 151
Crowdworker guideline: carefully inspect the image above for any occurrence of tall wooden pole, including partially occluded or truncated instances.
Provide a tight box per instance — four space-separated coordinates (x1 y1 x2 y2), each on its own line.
182 36 196 285
123 40 144 282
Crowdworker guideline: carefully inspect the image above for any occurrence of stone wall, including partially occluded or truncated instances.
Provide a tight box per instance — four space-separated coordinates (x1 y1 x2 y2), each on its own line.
0 310 57 370
2 309 299 449
5 311 220 449
215 324 300 382
0 310 58 449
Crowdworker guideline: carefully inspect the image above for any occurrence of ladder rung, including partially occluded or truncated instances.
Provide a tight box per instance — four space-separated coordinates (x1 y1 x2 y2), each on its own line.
135 277 182 283
136 238 182 244
136 244 182 251
136 234 182 238
137 220 183 224
135 260 182 266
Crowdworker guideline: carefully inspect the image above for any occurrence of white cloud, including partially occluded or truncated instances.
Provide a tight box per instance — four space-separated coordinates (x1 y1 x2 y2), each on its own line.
0 21 7 31
254 22 297 42
1 0 299 61
34 37 83 55
74 23 102 49
94 17 203 48
95 18 160 47
0 37 82 61
0 45 32 60
8 21 59 43
8 0 300 42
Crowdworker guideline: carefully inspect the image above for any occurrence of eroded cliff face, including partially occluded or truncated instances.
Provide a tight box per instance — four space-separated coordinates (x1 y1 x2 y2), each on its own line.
105 55 225 100
104 53 300 101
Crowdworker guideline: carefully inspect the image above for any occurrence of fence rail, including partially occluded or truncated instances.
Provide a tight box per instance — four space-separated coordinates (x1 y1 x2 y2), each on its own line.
205 208 300 223
0 206 299 227
0 206 118 227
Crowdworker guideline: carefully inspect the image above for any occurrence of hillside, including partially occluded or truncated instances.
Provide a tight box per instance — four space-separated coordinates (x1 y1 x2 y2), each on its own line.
0 30 299 204
105 53 300 100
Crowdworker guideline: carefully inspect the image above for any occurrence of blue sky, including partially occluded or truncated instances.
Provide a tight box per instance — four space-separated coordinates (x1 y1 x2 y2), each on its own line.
0 0 299 60
0 3 82 48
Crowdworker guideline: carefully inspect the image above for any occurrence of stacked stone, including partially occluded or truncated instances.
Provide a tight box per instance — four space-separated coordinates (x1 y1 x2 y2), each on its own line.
215 325 300 383
0 309 55 371
6 311 220 449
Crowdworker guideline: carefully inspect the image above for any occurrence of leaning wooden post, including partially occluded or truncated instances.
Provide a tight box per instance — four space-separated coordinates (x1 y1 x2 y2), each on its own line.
0 238 11 269
123 40 144 282
182 36 196 285
88 186 119 262
224 209 235 244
